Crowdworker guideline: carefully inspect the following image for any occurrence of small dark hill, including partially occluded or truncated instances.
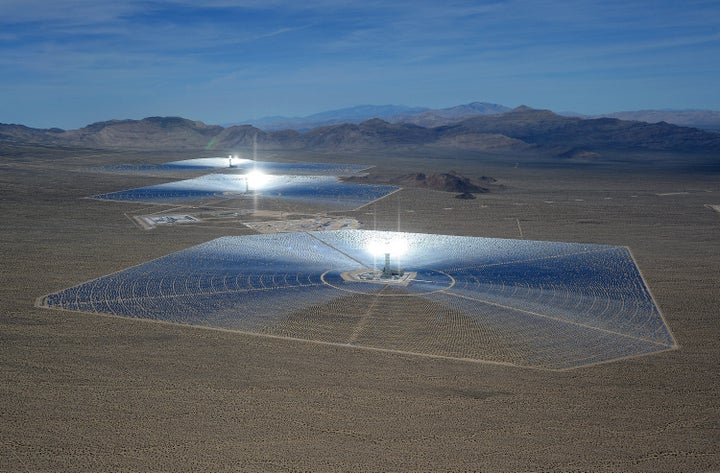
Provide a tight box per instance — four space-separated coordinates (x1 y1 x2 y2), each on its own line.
345 171 493 193
392 172 490 193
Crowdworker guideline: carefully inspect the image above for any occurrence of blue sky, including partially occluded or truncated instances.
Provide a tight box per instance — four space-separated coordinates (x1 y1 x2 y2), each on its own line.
1 0 719 129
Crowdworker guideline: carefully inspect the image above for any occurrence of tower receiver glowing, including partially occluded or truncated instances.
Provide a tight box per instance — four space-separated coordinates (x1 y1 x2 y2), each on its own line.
228 154 238 168
368 238 407 279
244 170 269 193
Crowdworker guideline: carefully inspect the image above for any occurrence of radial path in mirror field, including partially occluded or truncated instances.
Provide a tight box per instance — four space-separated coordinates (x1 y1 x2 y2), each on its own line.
38 230 676 370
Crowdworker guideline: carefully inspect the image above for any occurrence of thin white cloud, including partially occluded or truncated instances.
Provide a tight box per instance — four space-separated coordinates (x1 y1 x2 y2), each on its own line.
0 0 136 24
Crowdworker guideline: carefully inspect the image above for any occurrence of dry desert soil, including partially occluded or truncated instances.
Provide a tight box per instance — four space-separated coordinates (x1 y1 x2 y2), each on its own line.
1 145 718 471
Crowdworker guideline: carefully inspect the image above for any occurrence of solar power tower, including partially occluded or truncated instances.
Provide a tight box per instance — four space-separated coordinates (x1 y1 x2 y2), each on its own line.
38 230 677 370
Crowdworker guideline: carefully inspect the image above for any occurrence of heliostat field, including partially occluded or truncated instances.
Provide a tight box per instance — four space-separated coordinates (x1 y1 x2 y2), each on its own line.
38 230 677 370
93 173 399 210
94 158 399 210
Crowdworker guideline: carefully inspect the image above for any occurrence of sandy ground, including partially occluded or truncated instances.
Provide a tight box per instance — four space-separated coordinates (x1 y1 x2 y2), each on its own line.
1 146 719 471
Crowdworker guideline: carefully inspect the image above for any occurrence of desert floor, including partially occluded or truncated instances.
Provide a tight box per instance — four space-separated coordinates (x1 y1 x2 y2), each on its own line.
1 145 718 471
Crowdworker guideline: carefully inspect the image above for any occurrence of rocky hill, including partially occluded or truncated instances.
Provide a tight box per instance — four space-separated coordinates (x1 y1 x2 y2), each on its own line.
390 172 492 193
62 117 223 148
443 107 720 153
344 172 495 193
0 123 65 143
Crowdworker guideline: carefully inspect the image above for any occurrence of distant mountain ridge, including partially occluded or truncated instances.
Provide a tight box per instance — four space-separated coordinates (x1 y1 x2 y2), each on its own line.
234 104 429 130
443 107 720 152
592 110 720 132
235 102 510 130
237 102 720 132
2 106 720 157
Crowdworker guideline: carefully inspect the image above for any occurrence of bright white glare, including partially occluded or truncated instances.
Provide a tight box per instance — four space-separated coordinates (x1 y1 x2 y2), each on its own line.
245 170 271 191
367 238 408 257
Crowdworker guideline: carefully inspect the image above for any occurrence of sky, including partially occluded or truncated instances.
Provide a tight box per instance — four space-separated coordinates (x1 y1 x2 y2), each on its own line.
1 0 719 129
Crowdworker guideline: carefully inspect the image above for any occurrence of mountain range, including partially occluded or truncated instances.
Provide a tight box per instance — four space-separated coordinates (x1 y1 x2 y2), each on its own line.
594 110 720 132
237 102 511 130
2 106 719 157
237 102 720 132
